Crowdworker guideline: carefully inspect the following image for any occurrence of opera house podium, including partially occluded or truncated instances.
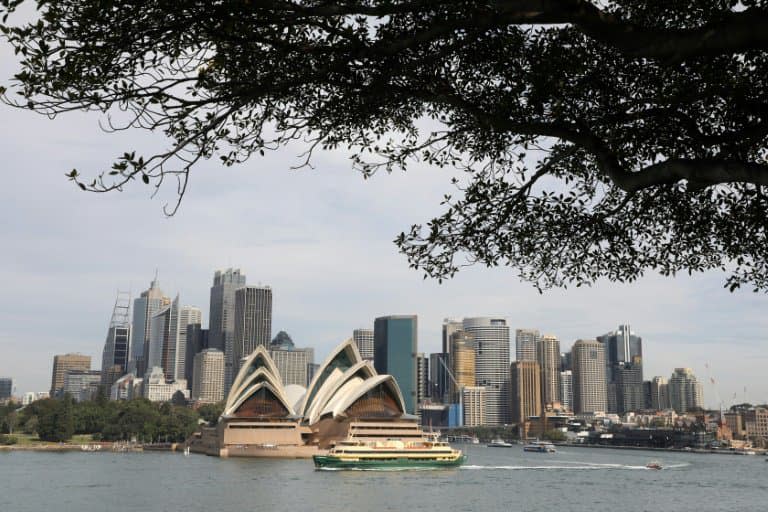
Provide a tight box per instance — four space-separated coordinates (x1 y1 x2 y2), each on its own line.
191 339 425 458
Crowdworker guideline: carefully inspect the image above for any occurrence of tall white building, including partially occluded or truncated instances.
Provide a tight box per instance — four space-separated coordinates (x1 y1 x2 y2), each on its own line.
352 328 374 360
209 269 246 392
572 339 607 414
131 278 171 376
442 319 463 354
462 386 486 427
463 317 510 426
559 370 573 412
176 305 202 382
515 328 540 362
668 368 704 413
192 349 225 404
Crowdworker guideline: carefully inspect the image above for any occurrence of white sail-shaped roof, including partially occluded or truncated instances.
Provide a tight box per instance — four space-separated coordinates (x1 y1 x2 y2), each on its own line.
305 361 377 424
298 338 363 417
325 374 406 419
226 346 283 411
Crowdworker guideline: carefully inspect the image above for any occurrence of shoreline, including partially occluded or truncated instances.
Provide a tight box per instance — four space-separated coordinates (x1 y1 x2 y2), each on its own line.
556 443 767 456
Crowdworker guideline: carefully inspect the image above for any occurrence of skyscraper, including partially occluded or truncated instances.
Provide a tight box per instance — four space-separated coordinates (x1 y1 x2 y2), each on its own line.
176 305 202 382
537 334 561 407
572 339 607 414
464 317 510 426
374 315 418 414
146 296 199 383
450 330 475 402
233 285 273 378
101 291 131 389
268 331 314 387
416 353 429 403
429 352 450 404
442 319 463 354
597 324 643 413
192 349 225 404
352 328 374 360
559 370 573 411
510 360 542 424
668 368 704 413
650 376 670 410
131 277 171 377
50 354 91 397
515 328 540 362
208 268 247 391
184 324 209 385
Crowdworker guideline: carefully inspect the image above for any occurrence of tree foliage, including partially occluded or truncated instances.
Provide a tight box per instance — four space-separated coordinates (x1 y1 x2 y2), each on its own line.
2 1 768 290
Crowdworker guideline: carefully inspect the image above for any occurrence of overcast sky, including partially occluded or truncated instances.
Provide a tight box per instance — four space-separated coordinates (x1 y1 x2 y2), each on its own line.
1 42 766 409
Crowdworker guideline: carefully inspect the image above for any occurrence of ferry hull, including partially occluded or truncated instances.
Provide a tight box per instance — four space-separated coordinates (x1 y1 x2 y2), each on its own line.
313 454 466 470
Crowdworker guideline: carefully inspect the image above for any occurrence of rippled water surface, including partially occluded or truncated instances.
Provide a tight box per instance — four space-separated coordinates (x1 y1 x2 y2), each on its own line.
2 446 767 511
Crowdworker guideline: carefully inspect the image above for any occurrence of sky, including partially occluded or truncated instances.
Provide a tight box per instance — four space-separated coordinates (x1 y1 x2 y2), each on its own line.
1 36 766 409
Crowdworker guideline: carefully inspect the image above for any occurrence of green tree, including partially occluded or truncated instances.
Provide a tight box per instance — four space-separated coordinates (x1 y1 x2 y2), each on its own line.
35 398 74 442
2 1 768 290
197 402 224 427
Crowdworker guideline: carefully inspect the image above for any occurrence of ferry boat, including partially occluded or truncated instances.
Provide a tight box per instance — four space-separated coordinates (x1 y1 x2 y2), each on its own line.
313 435 465 470
522 440 557 453
487 439 515 448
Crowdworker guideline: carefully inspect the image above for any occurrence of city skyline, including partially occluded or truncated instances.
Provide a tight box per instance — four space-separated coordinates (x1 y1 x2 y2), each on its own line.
2 265 766 409
1 44 767 409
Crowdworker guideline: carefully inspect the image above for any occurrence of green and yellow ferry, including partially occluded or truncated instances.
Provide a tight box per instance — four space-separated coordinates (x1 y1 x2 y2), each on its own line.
313 434 466 470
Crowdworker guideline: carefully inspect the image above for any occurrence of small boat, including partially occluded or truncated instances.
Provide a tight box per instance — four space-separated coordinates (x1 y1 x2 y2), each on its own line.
523 440 556 453
183 446 190 456
646 461 662 470
313 435 465 470
487 439 514 448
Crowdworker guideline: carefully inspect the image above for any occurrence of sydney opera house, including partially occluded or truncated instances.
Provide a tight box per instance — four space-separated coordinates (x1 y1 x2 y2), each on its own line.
190 338 424 457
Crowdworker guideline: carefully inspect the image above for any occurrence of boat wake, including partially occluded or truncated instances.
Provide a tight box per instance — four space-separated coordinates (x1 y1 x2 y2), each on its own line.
462 463 647 471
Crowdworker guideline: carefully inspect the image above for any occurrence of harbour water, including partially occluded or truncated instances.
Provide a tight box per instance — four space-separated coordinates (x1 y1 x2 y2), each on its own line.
1 446 766 511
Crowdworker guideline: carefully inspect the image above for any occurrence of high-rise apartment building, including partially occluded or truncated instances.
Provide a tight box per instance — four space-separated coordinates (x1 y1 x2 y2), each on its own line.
191 349 225 404
515 329 540 362
649 376 670 410
50 354 91 397
559 370 573 411
537 334 561 407
352 328 374 361
374 315 418 414
131 278 171 377
233 285 273 378
510 360 542 424
450 330 475 402
668 368 704 413
462 386 486 427
572 339 607 414
463 317 510 426
208 268 247 392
